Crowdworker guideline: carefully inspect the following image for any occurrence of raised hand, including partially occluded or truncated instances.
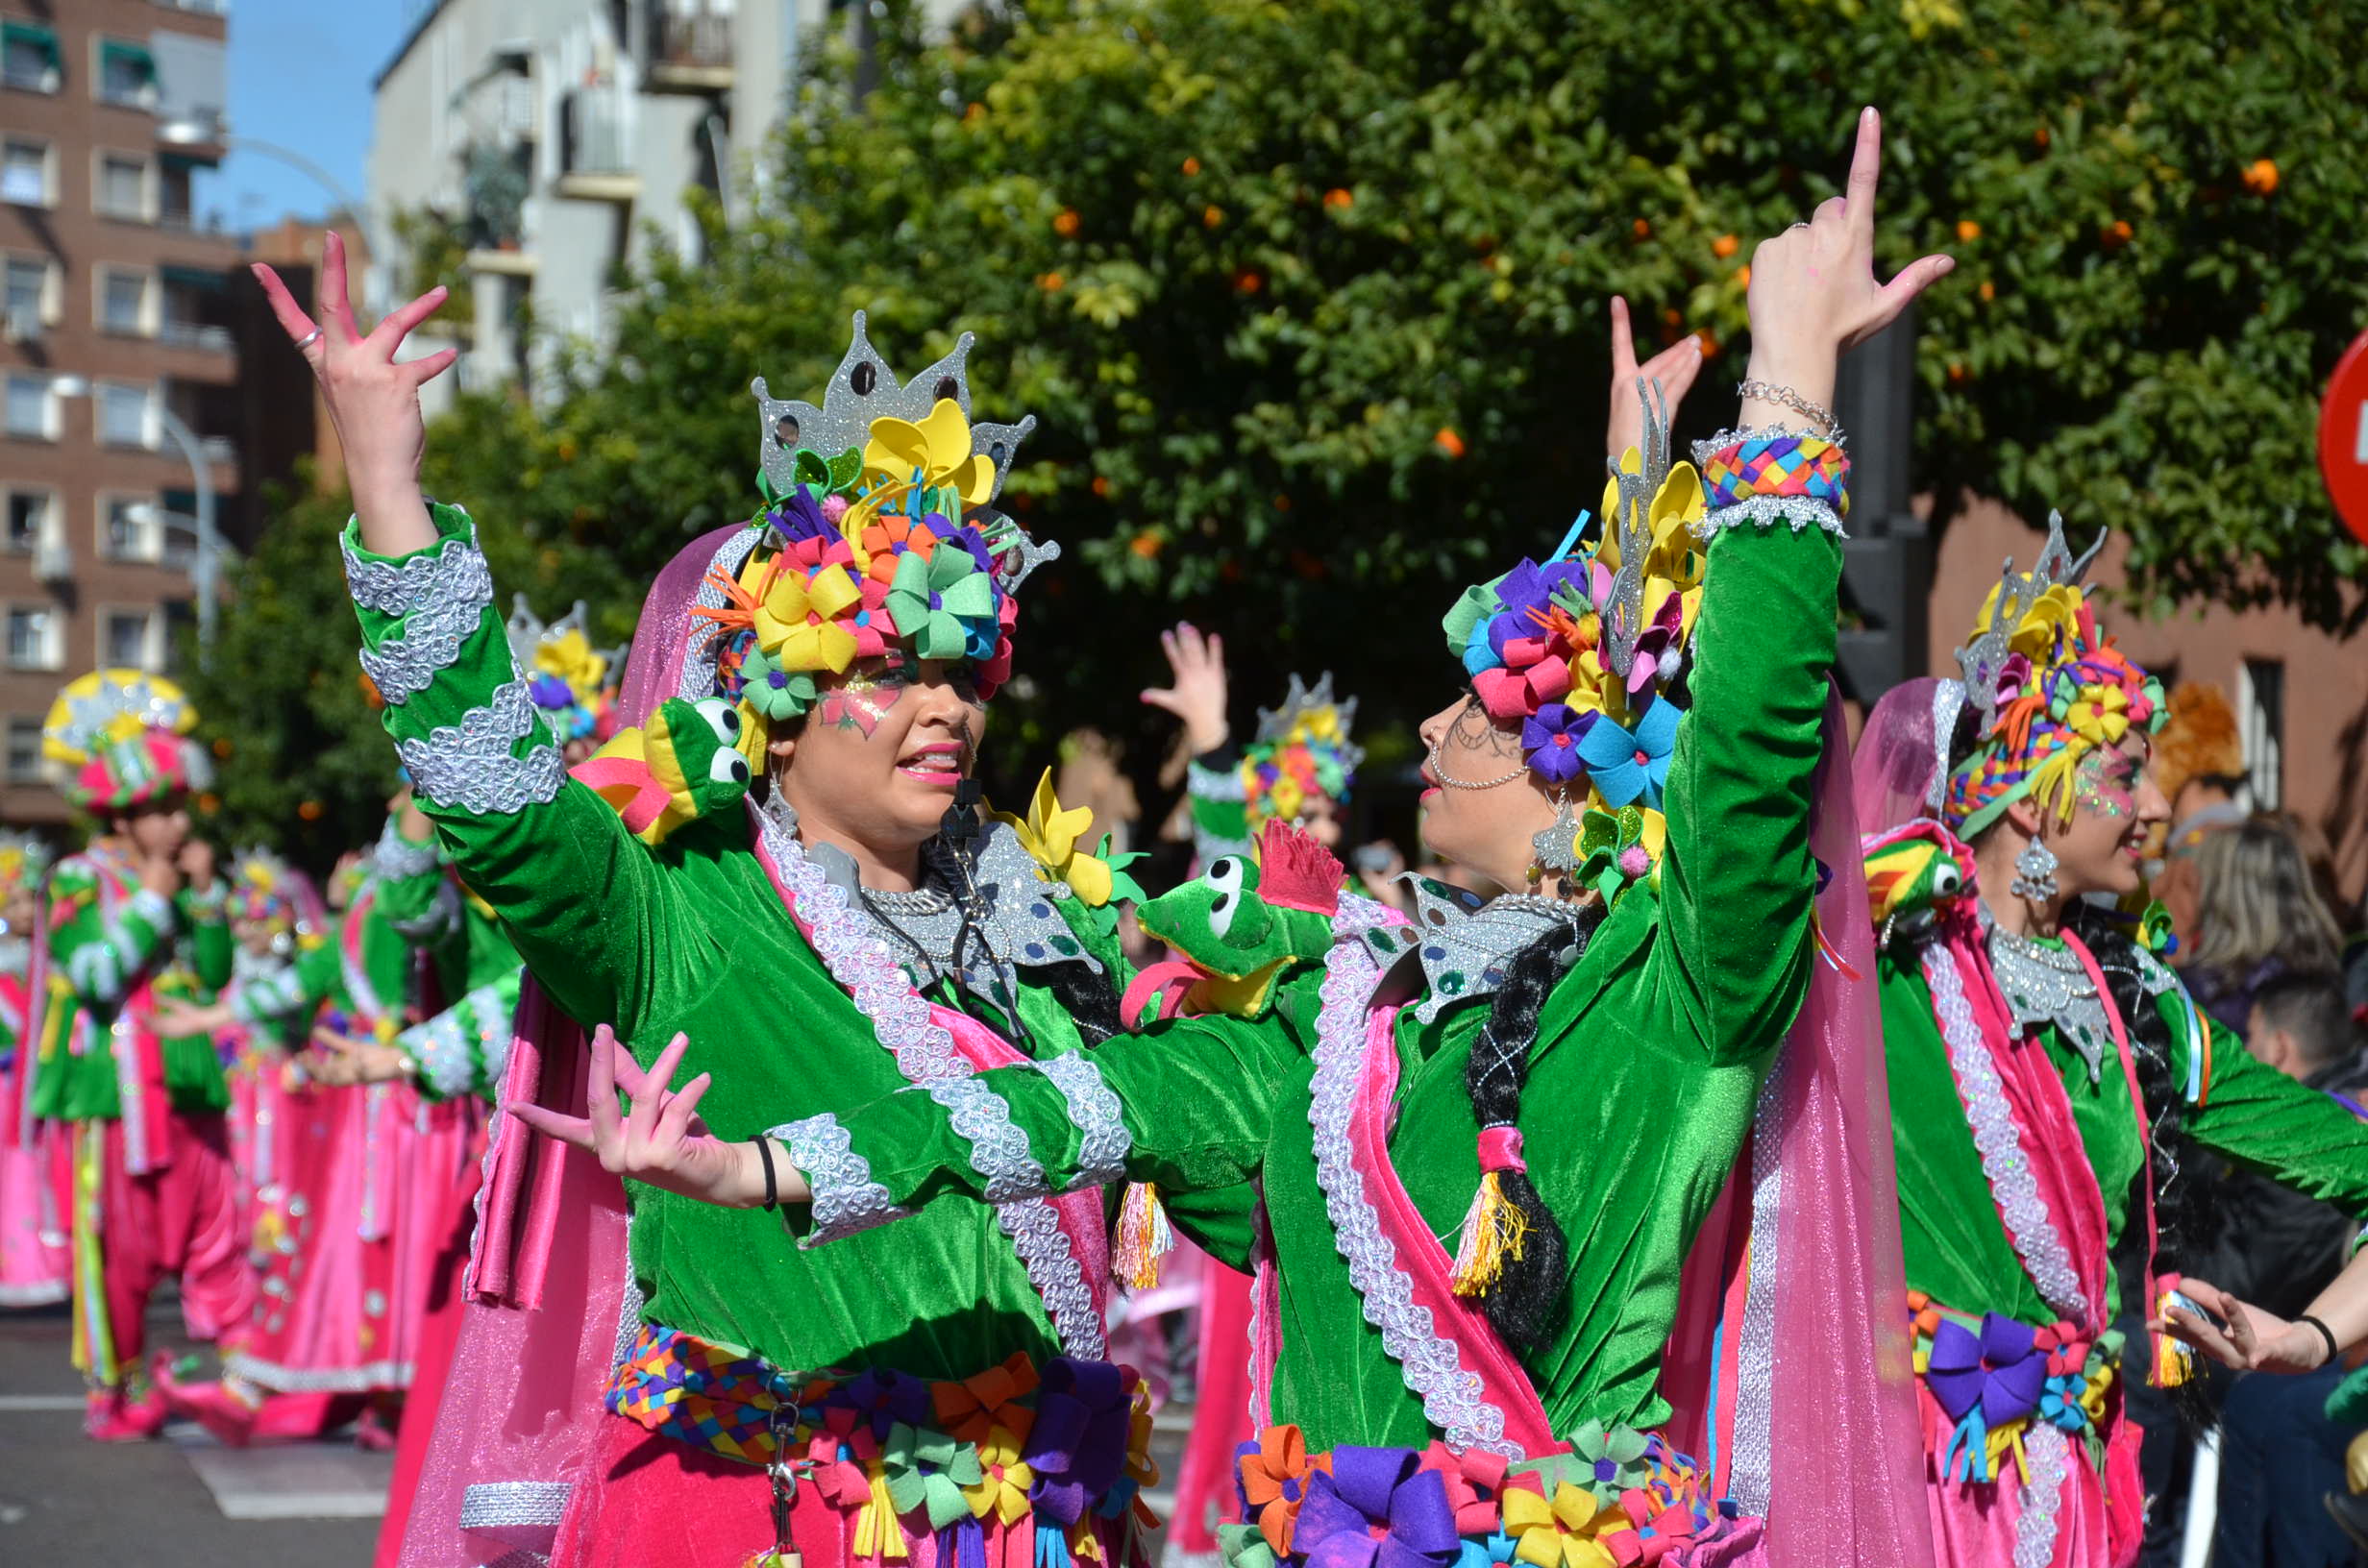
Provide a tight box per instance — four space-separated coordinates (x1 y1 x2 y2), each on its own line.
1605 296 1705 459
1140 623 1232 755
509 1024 791 1210
177 837 215 891
1742 107 1954 422
2158 1276 2330 1374
249 230 454 557
308 1026 410 1086
154 994 234 1040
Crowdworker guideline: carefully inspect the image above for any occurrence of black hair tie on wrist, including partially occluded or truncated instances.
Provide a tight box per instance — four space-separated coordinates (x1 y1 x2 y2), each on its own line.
2302 1313 2341 1368
753 1136 779 1212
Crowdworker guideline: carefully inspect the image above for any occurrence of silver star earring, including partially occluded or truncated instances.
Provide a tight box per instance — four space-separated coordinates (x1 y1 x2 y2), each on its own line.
2010 837 2059 902
1530 788 1582 881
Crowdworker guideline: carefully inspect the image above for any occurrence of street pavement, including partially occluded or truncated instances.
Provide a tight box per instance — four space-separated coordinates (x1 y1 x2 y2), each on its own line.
0 1298 383 1565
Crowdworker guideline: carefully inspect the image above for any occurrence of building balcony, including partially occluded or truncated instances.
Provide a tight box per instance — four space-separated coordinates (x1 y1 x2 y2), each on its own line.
647 12 734 93
464 246 537 278
556 88 641 203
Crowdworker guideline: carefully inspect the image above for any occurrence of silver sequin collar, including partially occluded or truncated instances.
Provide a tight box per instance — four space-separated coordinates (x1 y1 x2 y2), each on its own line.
1356 878 1587 1025
1981 907 2110 1081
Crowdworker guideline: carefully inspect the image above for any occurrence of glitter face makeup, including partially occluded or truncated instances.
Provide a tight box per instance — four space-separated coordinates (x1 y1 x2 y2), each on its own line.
2074 747 2138 821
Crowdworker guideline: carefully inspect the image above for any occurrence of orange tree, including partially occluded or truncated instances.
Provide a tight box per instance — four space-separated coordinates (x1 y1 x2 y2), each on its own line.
207 0 2368 845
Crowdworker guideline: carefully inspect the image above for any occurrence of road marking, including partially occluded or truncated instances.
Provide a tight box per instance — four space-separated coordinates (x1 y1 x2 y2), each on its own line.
0 1394 85 1411
173 1430 392 1520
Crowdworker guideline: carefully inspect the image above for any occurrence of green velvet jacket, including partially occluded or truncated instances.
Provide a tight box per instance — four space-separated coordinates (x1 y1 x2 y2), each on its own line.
345 504 1177 1383
33 845 233 1120
801 517 1841 1451
1884 941 2368 1327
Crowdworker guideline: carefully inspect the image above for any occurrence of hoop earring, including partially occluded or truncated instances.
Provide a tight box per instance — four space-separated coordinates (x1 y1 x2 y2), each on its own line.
2010 838 2059 902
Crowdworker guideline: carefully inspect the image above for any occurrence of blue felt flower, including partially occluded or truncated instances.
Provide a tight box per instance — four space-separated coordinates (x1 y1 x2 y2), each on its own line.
1574 699 1682 808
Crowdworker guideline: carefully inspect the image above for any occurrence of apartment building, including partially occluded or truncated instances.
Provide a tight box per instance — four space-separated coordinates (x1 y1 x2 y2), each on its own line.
369 0 970 408
0 0 236 827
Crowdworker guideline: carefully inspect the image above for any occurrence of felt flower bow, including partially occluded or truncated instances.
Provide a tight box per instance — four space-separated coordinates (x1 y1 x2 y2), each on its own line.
1237 1426 1330 1556
885 1422 984 1531
864 398 999 514
1574 808 1666 903
739 646 821 722
1625 594 1687 698
1024 1360 1133 1528
1574 700 1682 810
863 512 950 585
1000 772 1119 905
887 542 1001 663
752 559 864 673
1501 1481 1625 1568
1521 703 1595 784
1927 1312 2048 1482
1292 1447 1461 1568
1536 1424 1652 1507
1418 1441 1511 1537
2062 682 2130 747
933 1353 1040 1447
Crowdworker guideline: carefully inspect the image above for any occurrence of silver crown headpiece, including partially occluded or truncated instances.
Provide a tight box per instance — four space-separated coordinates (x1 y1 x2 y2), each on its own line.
1253 673 1366 774
1950 509 2106 741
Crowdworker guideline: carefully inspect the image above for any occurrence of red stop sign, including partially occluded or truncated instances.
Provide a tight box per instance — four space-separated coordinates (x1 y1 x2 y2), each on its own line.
2320 328 2368 547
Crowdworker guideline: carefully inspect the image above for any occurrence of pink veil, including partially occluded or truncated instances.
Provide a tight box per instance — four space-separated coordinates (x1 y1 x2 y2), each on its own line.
1662 688 1934 1568
1851 676 1961 836
396 527 739 1568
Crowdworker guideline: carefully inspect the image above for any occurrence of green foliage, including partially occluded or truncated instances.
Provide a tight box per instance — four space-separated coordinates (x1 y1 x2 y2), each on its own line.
211 0 2368 854
388 206 478 331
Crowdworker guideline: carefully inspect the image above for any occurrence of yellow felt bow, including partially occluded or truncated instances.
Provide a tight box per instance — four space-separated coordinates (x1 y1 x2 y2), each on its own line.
2066 683 2130 747
863 400 999 513
1503 1482 1621 1568
962 1425 1037 1527
751 558 863 674
533 626 609 700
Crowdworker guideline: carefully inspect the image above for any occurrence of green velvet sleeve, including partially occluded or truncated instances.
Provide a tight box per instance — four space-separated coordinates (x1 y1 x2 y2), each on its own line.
344 504 712 1032
1652 520 1840 1065
181 881 232 992
1187 756 1254 863
783 1005 1304 1244
48 863 173 1010
2179 994 2368 1214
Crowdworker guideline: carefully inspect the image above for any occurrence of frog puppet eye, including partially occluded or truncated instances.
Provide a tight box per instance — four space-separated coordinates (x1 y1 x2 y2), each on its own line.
1205 856 1246 939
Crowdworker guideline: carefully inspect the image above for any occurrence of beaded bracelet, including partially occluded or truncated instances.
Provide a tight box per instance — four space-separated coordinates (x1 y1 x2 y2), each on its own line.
1698 431 1852 520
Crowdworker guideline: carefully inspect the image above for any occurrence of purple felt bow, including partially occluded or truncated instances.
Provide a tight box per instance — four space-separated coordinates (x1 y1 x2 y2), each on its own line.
844 1366 932 1441
1295 1447 1461 1568
1024 1359 1132 1525
1926 1313 2047 1428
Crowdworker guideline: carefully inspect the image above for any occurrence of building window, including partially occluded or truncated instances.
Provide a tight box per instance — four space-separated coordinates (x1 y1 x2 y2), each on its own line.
96 152 150 220
1 21 61 94
95 39 158 110
95 382 150 448
97 268 149 334
5 716 41 785
4 373 51 438
2 138 50 206
6 489 51 551
100 608 160 672
6 606 61 672
100 496 160 561
3 254 49 333
2237 658 2284 811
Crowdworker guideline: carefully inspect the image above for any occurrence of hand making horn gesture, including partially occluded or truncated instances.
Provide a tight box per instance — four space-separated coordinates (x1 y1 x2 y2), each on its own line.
1739 107 1955 433
249 231 455 557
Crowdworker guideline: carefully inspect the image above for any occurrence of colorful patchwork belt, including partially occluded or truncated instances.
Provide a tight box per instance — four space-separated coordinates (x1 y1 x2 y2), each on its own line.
1218 1422 1752 1568
606 1323 1161 1567
1905 1291 2121 1485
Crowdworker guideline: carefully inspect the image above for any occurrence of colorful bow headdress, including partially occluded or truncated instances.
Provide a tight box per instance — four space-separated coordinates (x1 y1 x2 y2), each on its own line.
506 598 627 745
41 669 208 812
684 312 1051 749
0 831 53 903
1242 673 1363 828
1436 385 1705 895
228 846 298 925
1942 513 2163 837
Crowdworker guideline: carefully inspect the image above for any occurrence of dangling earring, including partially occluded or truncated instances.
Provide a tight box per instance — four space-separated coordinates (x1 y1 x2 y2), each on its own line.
2011 837 2059 902
1530 789 1582 888
762 787 799 840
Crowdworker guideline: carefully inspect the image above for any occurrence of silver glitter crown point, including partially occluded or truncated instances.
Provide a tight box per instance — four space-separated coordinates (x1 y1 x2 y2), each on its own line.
504 596 627 687
1952 510 2108 738
1253 672 1365 773
752 310 1036 504
1599 375 1671 680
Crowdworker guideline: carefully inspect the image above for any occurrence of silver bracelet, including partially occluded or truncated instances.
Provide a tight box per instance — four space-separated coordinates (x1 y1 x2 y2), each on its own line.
1737 379 1838 434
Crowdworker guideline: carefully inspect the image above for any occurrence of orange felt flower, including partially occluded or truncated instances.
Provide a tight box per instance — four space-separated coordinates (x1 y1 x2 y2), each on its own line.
1238 1425 1331 1556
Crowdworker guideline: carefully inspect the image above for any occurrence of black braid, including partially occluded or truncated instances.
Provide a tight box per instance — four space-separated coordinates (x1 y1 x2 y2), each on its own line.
2067 903 2218 1432
1464 914 1603 1351
1041 957 1127 1048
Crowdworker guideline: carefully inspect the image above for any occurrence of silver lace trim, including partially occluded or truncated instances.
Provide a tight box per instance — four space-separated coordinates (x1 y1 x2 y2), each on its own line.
1032 1049 1131 1189
458 1479 574 1531
1923 943 2090 1320
2012 1423 2069 1568
234 962 308 1025
394 677 566 816
358 543 494 703
478 1552 554 1568
1186 757 1248 802
924 1073 1048 1205
1690 423 1852 463
1692 495 1847 540
758 808 1105 1360
341 515 481 616
222 1350 412 1392
403 1007 483 1100
1729 1048 1788 1515
773 1111 907 1245
1927 679 1967 812
1983 914 2110 1082
1308 894 1518 1457
373 817 444 883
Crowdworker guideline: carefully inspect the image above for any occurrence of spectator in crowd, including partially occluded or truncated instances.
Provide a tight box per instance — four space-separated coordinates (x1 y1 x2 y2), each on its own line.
2151 680 2250 951
2183 814 2349 1035
2207 968 2368 1568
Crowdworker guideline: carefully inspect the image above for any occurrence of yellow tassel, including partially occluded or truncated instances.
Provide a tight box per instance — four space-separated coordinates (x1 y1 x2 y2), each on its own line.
1113 1183 1173 1291
1448 1171 1529 1299
2153 1327 2193 1388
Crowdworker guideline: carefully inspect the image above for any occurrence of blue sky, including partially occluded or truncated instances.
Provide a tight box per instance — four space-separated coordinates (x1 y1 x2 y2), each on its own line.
202 0 418 233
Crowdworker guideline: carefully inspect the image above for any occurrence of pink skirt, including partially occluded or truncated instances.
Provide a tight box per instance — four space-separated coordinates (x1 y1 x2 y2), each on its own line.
0 1062 65 1308
1917 1369 2143 1568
